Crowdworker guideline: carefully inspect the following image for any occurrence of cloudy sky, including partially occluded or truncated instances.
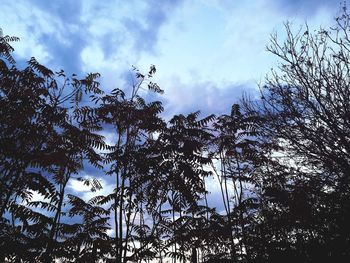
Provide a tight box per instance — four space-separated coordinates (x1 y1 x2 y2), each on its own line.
0 0 343 211
1 0 342 115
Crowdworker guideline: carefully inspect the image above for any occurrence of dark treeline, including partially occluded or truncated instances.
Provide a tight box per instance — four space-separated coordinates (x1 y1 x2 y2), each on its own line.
1 9 350 263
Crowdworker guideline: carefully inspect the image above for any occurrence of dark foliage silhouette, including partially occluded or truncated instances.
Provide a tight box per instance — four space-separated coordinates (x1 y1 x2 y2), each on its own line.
1 6 350 263
242 8 350 262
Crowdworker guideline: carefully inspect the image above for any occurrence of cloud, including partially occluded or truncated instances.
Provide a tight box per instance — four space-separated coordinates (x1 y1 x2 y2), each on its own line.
270 0 342 17
1 0 184 77
67 178 92 193
209 0 341 18
121 0 184 54
162 77 259 118
67 175 115 202
1 0 338 107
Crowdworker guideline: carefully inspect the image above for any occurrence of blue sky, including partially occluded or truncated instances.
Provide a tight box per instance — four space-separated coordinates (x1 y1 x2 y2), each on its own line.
0 0 343 211
1 0 342 116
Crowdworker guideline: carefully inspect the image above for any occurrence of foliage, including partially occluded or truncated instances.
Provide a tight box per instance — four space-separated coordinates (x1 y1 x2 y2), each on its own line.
2 7 350 262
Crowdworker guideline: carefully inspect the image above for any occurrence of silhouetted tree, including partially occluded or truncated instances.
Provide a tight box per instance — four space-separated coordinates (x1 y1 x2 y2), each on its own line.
0 32 107 262
158 112 214 263
3 5 350 262
90 66 165 263
244 6 350 262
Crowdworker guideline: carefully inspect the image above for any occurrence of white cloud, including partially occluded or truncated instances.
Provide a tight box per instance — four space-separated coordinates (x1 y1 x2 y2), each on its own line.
67 178 92 193
1 0 338 112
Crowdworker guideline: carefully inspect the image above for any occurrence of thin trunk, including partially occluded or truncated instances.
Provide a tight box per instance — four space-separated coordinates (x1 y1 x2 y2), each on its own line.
221 156 236 261
114 132 121 262
234 151 247 258
172 192 177 263
139 200 144 261
203 180 210 258
191 247 198 263
120 113 133 263
43 171 68 263
123 181 134 262
179 209 184 263
115 172 120 262
212 161 228 214
118 175 126 263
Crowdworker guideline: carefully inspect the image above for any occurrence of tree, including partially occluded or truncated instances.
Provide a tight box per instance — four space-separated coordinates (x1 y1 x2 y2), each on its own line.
157 112 214 263
4 7 350 261
243 7 350 261
0 32 107 262
91 66 165 263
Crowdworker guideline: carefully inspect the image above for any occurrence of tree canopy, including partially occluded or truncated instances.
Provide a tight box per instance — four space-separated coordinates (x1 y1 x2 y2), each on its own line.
1 7 350 263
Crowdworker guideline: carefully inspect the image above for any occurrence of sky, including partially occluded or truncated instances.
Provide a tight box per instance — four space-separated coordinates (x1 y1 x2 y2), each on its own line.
0 0 344 215
1 0 342 115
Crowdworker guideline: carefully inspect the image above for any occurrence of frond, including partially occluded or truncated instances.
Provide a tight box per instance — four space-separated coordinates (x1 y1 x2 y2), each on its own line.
28 57 54 77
